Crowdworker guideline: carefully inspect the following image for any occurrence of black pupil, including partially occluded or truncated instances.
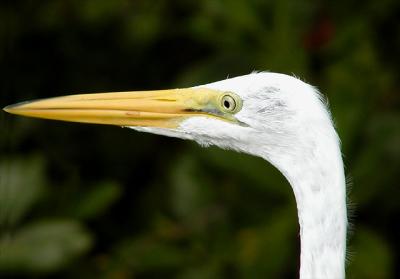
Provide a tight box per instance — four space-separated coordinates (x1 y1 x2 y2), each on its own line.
224 100 231 109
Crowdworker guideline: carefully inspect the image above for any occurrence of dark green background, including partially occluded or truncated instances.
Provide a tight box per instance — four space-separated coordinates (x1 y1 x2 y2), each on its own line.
1 0 399 278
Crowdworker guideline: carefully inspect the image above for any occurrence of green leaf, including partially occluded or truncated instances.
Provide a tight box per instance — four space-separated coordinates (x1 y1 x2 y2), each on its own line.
69 181 122 220
0 156 46 227
0 220 93 273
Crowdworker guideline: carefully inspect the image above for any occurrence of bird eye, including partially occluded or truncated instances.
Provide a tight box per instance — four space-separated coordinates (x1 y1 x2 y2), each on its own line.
221 95 236 112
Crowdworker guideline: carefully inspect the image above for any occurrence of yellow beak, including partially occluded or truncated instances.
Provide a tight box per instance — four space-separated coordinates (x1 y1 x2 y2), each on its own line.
3 88 230 128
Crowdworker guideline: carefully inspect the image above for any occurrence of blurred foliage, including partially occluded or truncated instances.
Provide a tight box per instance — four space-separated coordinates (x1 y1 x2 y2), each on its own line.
0 0 399 278
0 156 45 227
0 220 92 273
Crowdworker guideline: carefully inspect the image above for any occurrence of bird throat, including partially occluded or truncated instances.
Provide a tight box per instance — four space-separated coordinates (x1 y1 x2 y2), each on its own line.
266 137 347 279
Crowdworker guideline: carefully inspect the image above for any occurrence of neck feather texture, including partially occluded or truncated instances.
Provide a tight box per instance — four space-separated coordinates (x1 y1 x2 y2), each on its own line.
266 131 347 279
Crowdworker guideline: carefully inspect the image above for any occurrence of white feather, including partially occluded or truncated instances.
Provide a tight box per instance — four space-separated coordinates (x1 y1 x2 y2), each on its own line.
129 72 347 279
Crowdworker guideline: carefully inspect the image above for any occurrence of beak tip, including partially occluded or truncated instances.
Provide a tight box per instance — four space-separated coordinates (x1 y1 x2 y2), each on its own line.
3 104 18 114
3 105 13 113
3 101 31 114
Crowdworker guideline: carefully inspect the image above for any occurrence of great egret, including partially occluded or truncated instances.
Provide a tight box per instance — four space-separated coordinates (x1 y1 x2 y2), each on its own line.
4 72 347 279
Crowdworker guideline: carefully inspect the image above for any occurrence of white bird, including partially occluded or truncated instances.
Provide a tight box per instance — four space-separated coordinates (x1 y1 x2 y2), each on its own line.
4 72 347 279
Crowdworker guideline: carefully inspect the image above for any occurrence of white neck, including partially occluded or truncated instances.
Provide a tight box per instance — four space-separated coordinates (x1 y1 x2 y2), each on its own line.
264 133 347 279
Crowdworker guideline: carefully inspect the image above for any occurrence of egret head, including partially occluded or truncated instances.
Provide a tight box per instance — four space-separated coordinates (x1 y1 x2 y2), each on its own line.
134 72 334 165
4 72 333 165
